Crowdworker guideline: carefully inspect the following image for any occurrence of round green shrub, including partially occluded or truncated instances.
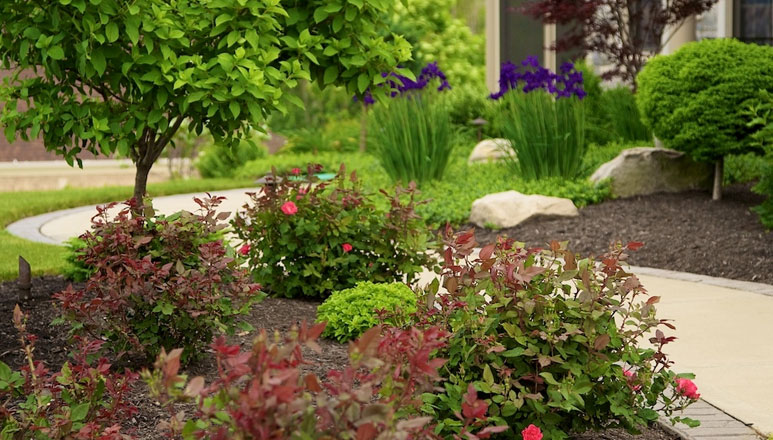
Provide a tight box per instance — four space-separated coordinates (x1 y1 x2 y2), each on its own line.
316 282 417 342
637 38 773 162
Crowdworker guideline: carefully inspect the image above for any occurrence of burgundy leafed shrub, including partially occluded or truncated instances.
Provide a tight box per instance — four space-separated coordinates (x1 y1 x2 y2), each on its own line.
413 228 700 439
0 306 138 440
55 196 263 365
144 322 509 439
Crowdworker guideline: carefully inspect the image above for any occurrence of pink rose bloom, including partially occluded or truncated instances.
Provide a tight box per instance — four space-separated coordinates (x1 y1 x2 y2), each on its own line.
676 378 700 400
291 167 301 175
624 369 642 391
341 243 353 253
281 201 298 215
238 244 250 256
521 424 543 440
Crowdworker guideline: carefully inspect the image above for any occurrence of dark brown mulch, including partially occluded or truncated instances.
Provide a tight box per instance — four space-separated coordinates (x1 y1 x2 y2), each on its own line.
0 277 677 440
467 184 773 285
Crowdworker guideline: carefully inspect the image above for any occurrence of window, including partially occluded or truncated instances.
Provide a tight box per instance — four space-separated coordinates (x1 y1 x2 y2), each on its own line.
737 0 773 44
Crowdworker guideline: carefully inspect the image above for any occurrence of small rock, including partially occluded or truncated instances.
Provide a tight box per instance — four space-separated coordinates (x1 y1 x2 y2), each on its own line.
469 191 579 229
590 147 712 198
467 138 514 164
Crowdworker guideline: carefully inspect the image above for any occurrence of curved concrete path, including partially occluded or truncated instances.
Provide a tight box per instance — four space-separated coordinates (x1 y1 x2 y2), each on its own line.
6 189 772 438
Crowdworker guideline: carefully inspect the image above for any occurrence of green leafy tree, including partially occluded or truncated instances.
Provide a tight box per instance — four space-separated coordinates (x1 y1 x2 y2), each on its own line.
0 0 411 204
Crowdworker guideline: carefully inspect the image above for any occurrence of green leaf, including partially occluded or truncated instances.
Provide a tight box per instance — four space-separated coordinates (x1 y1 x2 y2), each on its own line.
357 73 369 94
313 8 329 23
125 18 140 45
70 403 90 422
540 372 560 386
229 101 240 118
48 45 65 60
91 49 106 76
323 66 338 84
482 364 494 386
105 22 119 42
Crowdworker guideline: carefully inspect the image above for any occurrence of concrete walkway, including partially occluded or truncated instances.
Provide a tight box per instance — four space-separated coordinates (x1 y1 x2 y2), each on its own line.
5 189 772 438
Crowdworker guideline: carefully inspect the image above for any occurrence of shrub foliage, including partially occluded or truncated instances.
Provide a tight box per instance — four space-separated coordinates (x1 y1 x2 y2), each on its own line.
144 323 508 439
55 196 262 365
413 229 700 439
1 306 138 439
637 38 773 163
233 165 435 298
317 281 417 342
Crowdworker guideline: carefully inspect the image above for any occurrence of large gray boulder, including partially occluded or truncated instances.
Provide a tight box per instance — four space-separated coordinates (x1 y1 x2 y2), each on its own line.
590 147 712 198
467 138 514 164
469 191 579 229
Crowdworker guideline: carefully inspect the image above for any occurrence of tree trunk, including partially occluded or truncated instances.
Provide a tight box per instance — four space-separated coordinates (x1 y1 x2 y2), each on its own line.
359 102 368 153
134 159 153 206
712 157 724 201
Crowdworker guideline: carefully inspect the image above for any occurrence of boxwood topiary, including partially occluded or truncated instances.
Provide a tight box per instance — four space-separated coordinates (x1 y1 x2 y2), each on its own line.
316 282 417 342
637 39 772 195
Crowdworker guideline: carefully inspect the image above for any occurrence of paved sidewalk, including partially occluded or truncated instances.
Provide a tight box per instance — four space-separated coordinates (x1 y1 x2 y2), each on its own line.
5 189 773 438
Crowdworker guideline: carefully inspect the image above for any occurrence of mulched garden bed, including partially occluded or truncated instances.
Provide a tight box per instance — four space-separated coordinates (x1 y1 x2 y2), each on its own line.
467 184 773 285
0 277 678 439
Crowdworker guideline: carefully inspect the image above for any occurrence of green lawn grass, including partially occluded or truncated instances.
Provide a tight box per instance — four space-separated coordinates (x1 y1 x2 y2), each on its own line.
0 177 254 281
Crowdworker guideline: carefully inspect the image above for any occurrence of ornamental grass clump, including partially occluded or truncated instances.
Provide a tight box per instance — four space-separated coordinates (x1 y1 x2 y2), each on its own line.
369 62 455 185
413 228 700 439
492 57 587 180
233 164 435 299
55 196 263 366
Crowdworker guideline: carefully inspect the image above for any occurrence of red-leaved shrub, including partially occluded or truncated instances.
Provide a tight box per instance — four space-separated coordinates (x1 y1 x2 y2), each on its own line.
144 322 509 439
0 306 137 440
55 196 263 365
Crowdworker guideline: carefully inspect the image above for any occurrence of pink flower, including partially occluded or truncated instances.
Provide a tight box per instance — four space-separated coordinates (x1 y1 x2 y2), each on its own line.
341 243 353 253
238 244 250 256
281 201 298 215
521 424 543 440
676 378 700 400
624 369 642 391
291 167 301 175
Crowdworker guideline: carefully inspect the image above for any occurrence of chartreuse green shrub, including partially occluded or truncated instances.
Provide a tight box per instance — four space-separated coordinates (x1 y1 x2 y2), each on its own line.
414 230 701 439
317 282 417 342
637 39 773 196
55 196 263 365
233 166 435 299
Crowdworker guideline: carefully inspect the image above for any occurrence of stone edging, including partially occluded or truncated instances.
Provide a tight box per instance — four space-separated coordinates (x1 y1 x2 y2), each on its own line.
657 399 763 439
629 265 773 297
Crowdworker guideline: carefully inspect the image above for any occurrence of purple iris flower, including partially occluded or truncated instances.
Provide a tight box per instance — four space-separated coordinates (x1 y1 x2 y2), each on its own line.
490 56 586 100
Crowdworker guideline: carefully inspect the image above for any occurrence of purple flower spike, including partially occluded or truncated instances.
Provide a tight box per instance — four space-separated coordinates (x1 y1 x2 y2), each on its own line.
490 56 586 100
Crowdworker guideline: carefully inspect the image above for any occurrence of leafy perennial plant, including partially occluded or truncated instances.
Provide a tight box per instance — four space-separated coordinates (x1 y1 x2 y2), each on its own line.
413 228 699 439
55 196 262 365
233 165 435 298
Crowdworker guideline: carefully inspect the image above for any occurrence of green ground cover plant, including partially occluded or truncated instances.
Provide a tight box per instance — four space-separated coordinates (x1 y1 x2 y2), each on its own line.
316 282 417 342
233 166 434 299
413 230 701 439
0 177 253 281
637 38 773 199
55 196 262 365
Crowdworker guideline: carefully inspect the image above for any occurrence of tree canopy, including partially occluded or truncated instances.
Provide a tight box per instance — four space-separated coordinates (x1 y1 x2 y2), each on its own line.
0 0 411 201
